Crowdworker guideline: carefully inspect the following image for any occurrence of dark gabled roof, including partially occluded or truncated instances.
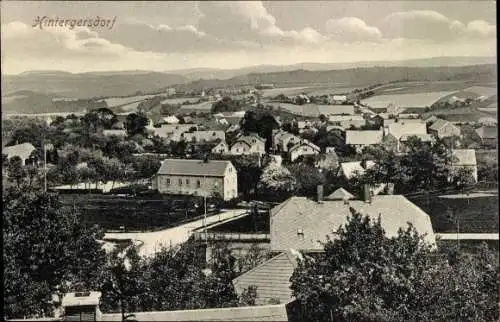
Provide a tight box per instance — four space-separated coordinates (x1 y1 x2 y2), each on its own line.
475 126 497 139
233 251 299 305
156 159 232 177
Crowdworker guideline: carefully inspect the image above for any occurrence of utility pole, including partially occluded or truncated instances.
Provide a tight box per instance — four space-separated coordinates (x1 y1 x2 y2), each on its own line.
43 140 47 192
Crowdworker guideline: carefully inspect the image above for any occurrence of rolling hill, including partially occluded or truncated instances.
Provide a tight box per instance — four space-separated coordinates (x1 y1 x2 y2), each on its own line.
2 71 188 99
175 64 496 91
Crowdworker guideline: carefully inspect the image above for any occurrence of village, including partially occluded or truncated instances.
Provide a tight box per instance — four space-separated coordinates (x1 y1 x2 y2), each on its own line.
3 78 499 321
2 0 499 320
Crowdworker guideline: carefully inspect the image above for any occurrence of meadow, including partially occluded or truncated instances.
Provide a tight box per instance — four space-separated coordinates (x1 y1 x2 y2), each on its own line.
99 94 157 107
361 91 456 109
59 193 205 231
267 102 355 117
160 97 201 105
178 101 213 113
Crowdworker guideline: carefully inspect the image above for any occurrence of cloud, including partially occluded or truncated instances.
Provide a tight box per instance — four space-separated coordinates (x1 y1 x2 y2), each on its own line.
380 10 496 41
325 17 382 42
196 1 324 46
467 20 496 38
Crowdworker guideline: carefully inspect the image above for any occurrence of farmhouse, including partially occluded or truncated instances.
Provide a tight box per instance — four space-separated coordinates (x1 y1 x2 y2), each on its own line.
338 160 376 180
228 134 266 156
475 126 497 145
150 124 197 139
328 115 365 129
384 122 428 139
181 130 226 143
289 140 320 162
329 95 348 104
429 118 461 139
153 159 238 200
451 149 478 182
345 130 383 152
162 115 180 124
234 188 436 305
2 142 36 166
272 130 303 152
211 141 229 154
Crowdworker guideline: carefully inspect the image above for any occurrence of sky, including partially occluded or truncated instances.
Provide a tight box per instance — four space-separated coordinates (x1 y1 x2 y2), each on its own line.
1 1 496 74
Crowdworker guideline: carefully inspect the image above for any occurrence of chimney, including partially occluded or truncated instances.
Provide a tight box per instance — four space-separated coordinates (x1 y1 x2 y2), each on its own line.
316 185 324 203
61 291 102 321
362 184 371 203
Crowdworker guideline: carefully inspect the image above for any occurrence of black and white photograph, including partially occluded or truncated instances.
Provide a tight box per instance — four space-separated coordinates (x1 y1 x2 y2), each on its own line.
1 1 498 321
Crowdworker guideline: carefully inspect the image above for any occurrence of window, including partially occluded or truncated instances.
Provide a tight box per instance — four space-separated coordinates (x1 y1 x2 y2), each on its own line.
167 178 171 186
179 179 182 185
197 180 201 188
212 132 216 136
186 179 190 185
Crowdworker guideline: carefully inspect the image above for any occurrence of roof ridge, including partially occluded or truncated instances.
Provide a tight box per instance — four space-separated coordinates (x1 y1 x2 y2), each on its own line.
232 252 291 284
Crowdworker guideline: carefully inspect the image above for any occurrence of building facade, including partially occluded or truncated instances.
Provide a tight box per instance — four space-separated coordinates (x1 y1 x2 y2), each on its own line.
153 159 238 200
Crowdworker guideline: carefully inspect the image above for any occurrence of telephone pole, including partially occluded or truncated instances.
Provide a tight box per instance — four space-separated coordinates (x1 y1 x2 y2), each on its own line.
43 140 47 192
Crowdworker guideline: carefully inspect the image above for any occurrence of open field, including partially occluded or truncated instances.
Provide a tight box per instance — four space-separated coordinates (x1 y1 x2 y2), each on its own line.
178 101 214 113
160 97 201 105
373 81 495 96
408 192 498 234
362 91 455 109
59 193 209 231
99 94 157 107
260 85 363 98
267 102 354 117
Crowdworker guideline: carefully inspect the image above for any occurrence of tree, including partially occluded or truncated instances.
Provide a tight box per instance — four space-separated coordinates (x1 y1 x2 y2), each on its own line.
451 167 476 192
124 113 149 137
3 187 106 319
203 242 240 308
257 162 296 201
290 209 499 322
287 163 325 197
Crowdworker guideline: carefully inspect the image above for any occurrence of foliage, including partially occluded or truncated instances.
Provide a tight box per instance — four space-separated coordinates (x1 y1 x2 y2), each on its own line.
239 285 258 306
257 162 296 201
290 209 499 322
451 167 476 191
286 163 326 197
124 113 149 137
212 97 243 113
3 186 106 319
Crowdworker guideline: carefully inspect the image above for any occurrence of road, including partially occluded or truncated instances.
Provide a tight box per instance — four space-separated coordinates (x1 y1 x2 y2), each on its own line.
104 209 248 257
436 233 499 240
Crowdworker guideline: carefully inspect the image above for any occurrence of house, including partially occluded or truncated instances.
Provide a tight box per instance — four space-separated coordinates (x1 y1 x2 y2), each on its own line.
2 142 36 166
234 188 436 304
338 160 376 180
162 115 180 124
289 140 320 162
270 190 436 252
228 135 266 156
233 250 300 305
102 129 127 137
272 131 303 153
451 149 478 182
345 130 383 152
429 118 461 139
475 126 497 145
149 124 197 139
384 120 432 152
152 159 238 200
328 115 365 129
329 95 348 104
385 122 428 140
211 141 229 154
181 131 225 143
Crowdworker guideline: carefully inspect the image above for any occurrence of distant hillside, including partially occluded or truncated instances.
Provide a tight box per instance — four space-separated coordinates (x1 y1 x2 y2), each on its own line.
171 56 497 80
2 72 188 99
174 64 497 91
